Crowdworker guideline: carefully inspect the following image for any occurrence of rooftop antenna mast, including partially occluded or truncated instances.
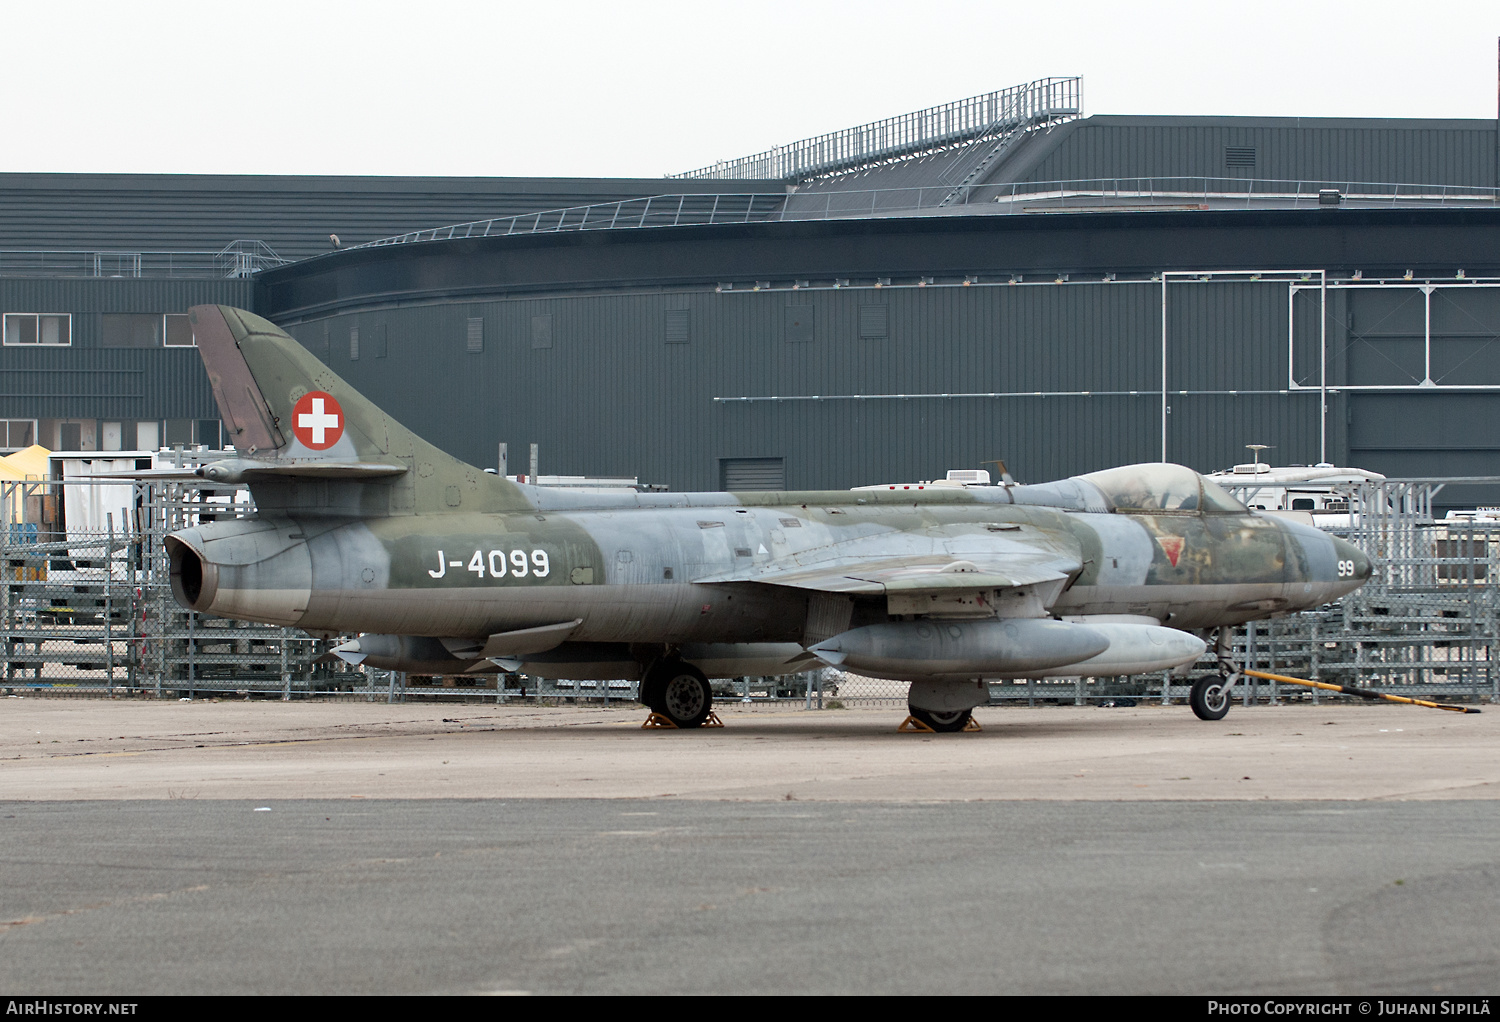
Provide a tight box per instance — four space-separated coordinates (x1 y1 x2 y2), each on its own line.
1245 444 1273 473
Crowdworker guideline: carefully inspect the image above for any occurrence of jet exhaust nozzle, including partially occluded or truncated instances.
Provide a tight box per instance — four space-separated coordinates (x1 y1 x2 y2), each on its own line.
165 534 218 613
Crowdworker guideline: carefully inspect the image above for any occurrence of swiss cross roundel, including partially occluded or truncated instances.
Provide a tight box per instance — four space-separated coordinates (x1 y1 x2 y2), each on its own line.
292 391 344 450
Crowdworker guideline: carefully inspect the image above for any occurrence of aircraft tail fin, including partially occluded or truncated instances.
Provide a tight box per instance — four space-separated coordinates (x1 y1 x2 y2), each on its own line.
189 305 535 515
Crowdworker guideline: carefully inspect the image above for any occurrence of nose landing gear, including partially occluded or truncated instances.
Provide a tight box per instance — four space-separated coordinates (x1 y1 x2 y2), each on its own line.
1189 627 1242 721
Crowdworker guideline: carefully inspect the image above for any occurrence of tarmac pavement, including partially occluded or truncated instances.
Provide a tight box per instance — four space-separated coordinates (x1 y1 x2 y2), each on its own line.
2 698 1497 995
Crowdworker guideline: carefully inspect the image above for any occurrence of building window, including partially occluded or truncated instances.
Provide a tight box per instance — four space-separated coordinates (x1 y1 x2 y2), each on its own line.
4 313 70 346
0 419 37 451
102 314 162 348
164 314 195 346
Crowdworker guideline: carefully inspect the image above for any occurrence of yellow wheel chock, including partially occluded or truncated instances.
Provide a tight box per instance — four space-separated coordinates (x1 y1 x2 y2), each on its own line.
898 713 983 733
641 710 726 729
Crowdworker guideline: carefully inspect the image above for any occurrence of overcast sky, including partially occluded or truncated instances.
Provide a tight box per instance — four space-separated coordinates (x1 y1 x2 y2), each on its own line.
6 1 1500 179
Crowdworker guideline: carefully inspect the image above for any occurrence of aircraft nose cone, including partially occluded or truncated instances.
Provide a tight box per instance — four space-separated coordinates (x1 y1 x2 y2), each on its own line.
1333 536 1373 587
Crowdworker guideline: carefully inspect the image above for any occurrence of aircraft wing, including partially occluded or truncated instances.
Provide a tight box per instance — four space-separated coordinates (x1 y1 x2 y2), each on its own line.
693 530 1079 595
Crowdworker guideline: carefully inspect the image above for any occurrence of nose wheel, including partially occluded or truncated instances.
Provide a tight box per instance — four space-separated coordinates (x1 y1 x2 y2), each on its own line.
1189 675 1233 720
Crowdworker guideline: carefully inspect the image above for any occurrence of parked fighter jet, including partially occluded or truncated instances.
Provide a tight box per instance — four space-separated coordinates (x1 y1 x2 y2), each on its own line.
164 306 1372 730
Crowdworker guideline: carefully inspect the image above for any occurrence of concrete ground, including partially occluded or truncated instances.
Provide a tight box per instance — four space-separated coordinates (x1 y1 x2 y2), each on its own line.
0 697 1494 801
2 698 1497 995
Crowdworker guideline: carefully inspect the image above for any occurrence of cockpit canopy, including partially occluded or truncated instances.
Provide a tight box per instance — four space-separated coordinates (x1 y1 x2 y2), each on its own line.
1079 464 1248 514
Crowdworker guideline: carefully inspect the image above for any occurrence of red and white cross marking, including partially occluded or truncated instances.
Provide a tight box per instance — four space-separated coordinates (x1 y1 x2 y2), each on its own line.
292 391 344 450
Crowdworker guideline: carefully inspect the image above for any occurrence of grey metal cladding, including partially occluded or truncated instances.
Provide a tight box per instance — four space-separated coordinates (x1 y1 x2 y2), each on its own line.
255 203 1500 500
531 314 553 349
283 276 1344 494
0 172 779 260
0 278 242 420
784 303 813 343
1011 115 1500 187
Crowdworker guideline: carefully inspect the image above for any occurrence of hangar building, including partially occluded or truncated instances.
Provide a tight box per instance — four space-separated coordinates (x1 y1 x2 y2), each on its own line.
5 77 1500 510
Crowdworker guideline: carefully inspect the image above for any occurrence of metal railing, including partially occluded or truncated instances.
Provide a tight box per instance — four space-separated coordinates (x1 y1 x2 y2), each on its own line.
354 174 1500 254
670 77 1082 182
352 193 788 249
0 240 290 280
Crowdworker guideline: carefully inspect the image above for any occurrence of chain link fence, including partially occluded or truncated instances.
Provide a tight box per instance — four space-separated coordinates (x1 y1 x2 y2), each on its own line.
3 472 1496 707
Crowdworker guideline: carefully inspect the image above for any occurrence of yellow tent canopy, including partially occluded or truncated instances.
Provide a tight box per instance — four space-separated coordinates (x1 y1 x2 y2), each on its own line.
0 444 51 480
0 445 51 524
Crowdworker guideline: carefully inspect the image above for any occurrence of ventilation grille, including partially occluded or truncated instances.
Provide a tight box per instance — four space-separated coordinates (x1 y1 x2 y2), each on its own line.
859 304 888 339
721 457 785 491
466 317 483 353
664 308 690 344
1225 146 1256 168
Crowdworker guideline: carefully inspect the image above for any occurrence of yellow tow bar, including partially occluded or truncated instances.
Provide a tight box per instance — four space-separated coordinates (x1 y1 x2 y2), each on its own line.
1240 669 1481 714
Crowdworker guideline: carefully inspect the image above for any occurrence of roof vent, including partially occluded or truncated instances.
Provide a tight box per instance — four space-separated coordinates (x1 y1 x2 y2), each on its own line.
945 469 991 485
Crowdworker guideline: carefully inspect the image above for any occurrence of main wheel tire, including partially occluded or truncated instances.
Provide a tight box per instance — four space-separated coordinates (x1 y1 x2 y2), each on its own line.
907 704 973 733
639 662 669 713
1189 675 1232 721
659 665 713 729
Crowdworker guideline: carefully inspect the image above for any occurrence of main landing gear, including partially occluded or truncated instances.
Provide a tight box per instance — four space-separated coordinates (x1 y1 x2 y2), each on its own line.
1189 627 1241 721
638 658 719 729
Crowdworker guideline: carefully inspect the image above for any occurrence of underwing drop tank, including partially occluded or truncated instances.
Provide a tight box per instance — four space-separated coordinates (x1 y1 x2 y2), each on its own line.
809 619 1111 681
810 619 1206 681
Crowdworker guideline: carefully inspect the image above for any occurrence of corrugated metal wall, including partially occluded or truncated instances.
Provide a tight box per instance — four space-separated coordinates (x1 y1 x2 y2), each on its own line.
0 174 774 261
292 280 1344 491
0 278 248 420
1003 116 1500 187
